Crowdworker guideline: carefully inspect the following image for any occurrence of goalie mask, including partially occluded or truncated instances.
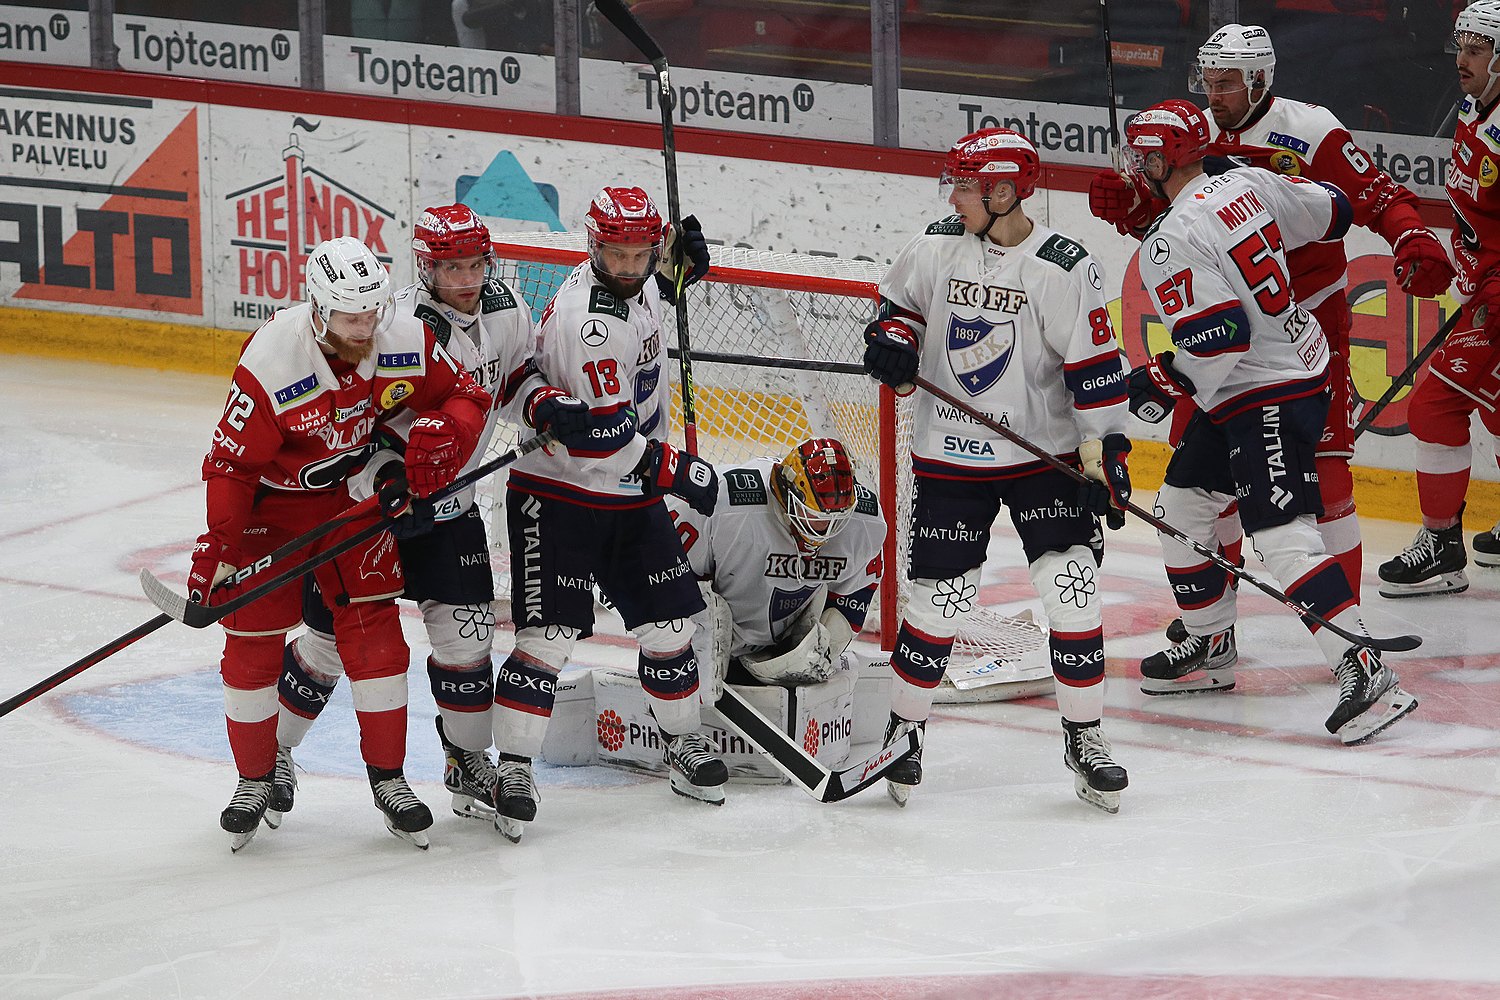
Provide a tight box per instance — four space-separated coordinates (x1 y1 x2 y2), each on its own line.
305 236 393 344
773 438 857 551
412 204 495 310
585 186 664 295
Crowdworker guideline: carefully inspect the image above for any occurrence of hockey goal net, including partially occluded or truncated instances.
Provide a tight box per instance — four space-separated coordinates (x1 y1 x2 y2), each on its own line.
481 233 1048 695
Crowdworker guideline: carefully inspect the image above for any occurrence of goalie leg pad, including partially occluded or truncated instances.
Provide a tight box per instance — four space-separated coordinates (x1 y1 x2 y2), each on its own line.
692 582 734 707
1028 546 1105 725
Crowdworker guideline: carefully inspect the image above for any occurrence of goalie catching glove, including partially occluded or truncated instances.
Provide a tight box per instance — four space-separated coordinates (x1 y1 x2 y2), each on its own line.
1077 434 1132 531
635 440 718 516
656 214 711 305
739 589 856 686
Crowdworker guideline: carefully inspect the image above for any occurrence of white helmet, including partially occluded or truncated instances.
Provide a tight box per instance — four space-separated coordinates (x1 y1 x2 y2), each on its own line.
305 236 392 328
1189 23 1275 124
1457 2 1500 99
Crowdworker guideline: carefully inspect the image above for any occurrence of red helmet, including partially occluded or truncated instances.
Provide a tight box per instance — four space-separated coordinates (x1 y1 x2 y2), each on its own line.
940 128 1041 200
412 204 494 295
585 186 664 286
775 437 857 550
1123 100 1212 177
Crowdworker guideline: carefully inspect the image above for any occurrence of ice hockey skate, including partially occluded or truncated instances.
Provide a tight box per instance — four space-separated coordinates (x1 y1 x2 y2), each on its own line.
265 745 297 830
882 713 925 807
1473 520 1500 569
220 773 273 853
1325 646 1418 745
1062 719 1128 814
493 754 539 843
661 730 728 805
367 767 433 849
435 715 497 822
1140 627 1237 695
1378 523 1469 597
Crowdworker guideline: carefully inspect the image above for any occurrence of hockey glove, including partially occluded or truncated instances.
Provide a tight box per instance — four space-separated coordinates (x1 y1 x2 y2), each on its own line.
656 215 711 304
1077 434 1132 531
1087 170 1166 237
405 410 466 498
636 440 718 516
374 461 436 541
862 319 920 394
187 530 240 606
526 386 593 450
1127 351 1197 424
1474 273 1500 343
1392 228 1455 299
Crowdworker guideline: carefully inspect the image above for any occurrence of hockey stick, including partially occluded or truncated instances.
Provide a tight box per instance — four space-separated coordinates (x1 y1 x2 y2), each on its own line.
594 0 700 455
713 688 922 803
1100 0 1125 174
140 431 555 629
910 375 1420 653
0 494 381 720
1352 308 1461 439
667 346 863 376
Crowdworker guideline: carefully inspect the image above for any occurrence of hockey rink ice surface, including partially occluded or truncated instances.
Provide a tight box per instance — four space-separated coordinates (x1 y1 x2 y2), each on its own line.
2 355 1499 1000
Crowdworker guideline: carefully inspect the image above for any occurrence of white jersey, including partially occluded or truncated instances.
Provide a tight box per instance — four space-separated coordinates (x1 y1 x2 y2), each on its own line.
508 264 667 507
667 458 886 655
377 277 536 519
1138 167 1345 419
880 218 1128 479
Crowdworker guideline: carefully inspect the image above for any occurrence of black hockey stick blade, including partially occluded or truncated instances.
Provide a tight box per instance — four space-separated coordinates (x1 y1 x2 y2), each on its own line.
1353 308 1461 439
593 0 666 68
142 431 555 629
712 687 922 803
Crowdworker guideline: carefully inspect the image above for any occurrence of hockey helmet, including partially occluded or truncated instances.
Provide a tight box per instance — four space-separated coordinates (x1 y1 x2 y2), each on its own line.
585 186 664 282
305 236 392 329
1123 100 1212 181
1190 23 1275 105
1457 2 1500 97
774 438 857 550
940 128 1041 201
412 204 495 292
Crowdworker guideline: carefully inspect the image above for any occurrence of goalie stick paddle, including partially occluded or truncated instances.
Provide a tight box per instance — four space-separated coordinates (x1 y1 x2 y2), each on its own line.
910 375 1420 653
0 494 381 720
140 431 555 629
1353 308 1461 440
593 0 701 455
712 688 922 803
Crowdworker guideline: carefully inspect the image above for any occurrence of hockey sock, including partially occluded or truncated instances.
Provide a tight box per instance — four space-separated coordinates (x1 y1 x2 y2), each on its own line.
1415 441 1470 528
638 644 701 737
428 656 494 752
1316 456 1362 600
492 652 559 759
349 672 408 771
277 644 338 748
1049 626 1106 725
223 682 279 779
889 622 951 722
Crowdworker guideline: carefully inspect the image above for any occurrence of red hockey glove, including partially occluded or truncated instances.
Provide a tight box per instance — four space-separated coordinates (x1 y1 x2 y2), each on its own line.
187 531 240 606
1077 434 1133 531
1473 273 1500 343
1088 170 1166 237
1392 229 1455 300
636 440 718 515
862 319 919 394
405 410 466 498
373 460 436 541
1127 352 1197 424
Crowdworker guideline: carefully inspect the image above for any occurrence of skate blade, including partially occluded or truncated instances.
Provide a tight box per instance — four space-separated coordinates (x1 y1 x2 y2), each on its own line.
1140 670 1236 696
886 780 911 808
1338 687 1419 746
263 809 283 830
1377 572 1469 598
229 827 260 853
494 815 526 844
1073 776 1121 814
450 792 497 821
1472 554 1500 569
384 818 431 850
669 773 726 805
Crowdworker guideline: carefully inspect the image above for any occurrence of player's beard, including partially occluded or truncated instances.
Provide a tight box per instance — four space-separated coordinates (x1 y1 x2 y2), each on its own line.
324 328 376 364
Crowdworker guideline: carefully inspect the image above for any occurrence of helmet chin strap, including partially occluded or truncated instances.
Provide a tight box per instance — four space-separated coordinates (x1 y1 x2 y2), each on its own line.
310 306 333 351
979 185 1023 240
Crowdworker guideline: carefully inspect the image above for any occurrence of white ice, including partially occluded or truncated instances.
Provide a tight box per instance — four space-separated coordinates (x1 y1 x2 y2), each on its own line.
2 356 1499 1000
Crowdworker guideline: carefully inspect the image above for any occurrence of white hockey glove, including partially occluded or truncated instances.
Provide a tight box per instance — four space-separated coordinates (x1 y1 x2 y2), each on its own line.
693 580 734 707
740 587 852 686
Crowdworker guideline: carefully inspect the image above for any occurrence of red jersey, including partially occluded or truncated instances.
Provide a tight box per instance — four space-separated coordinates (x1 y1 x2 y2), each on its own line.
202 302 491 536
1446 92 1500 300
1212 95 1428 313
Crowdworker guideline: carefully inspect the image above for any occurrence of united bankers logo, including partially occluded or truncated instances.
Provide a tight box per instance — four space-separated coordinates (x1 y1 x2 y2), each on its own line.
948 315 1015 396
227 125 397 322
